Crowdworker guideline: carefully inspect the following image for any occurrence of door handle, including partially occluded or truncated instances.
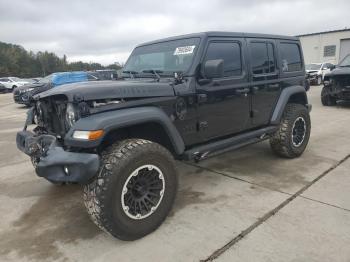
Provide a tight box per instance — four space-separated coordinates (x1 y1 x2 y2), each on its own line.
268 83 280 89
236 88 250 94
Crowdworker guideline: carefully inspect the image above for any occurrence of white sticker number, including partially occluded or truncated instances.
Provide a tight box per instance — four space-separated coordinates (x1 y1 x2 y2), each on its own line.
174 45 196 55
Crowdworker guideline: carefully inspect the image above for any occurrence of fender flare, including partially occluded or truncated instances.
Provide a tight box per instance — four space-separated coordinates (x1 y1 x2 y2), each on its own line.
64 106 185 155
270 86 308 125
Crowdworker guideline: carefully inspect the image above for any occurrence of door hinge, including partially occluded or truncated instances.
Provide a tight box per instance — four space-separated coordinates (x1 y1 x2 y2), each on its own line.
250 110 258 118
197 94 207 104
198 121 208 130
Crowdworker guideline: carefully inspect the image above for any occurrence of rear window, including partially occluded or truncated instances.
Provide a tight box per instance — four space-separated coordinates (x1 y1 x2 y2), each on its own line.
280 43 302 72
250 42 276 75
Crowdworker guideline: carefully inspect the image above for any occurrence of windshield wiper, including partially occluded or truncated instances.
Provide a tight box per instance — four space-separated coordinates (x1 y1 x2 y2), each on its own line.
122 70 138 79
142 69 162 81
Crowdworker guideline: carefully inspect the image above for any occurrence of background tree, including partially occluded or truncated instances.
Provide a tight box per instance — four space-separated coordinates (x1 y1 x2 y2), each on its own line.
0 41 122 78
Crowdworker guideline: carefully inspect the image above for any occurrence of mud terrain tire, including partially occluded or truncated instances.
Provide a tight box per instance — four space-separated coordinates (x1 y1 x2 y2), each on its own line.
83 139 178 240
321 86 337 106
270 103 311 158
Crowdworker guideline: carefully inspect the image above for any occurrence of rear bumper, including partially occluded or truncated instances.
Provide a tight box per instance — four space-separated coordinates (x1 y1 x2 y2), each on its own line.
16 131 100 184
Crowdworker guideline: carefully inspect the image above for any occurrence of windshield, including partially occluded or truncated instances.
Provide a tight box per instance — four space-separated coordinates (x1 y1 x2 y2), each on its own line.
305 64 321 70
10 77 21 82
338 54 350 67
123 37 200 77
38 74 54 84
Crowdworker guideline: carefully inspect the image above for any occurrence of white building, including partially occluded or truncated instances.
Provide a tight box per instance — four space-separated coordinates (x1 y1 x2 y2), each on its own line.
298 28 350 65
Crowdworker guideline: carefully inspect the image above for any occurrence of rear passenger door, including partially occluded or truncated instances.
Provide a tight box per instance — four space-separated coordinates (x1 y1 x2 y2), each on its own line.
248 40 281 127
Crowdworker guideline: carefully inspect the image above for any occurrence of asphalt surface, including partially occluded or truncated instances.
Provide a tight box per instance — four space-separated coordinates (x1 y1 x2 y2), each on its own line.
0 86 349 262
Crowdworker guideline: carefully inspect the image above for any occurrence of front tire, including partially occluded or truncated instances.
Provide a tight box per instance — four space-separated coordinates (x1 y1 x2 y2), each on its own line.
84 139 178 240
270 103 311 158
321 86 336 106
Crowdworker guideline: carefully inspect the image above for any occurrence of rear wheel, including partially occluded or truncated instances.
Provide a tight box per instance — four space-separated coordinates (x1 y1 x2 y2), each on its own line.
270 103 311 158
321 86 336 106
83 139 178 240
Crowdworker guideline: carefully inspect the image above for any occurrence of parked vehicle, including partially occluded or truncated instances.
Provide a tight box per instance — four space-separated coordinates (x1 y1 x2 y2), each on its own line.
0 83 7 93
321 54 350 106
13 71 98 106
0 77 30 92
16 32 311 240
90 69 118 80
306 62 334 85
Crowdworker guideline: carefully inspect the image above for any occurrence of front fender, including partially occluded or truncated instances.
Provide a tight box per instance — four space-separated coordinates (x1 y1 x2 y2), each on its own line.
64 107 185 155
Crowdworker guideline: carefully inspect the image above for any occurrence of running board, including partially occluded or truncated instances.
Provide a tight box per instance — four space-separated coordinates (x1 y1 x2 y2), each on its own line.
183 126 277 162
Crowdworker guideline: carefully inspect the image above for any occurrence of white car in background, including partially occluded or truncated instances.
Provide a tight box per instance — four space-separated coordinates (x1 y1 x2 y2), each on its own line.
0 77 30 92
305 62 334 85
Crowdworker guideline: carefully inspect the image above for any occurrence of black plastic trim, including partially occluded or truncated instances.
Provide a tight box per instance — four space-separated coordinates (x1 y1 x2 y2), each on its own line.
64 106 185 155
270 86 308 125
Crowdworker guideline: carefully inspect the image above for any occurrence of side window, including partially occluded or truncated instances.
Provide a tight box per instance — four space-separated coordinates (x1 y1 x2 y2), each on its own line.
280 43 302 72
250 42 276 75
204 42 242 77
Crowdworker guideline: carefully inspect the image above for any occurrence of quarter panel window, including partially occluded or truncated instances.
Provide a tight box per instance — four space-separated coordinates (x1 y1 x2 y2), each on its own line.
280 43 302 72
204 42 242 77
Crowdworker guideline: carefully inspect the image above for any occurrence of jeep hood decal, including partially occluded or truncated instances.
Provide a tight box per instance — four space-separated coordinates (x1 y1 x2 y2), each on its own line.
36 80 175 101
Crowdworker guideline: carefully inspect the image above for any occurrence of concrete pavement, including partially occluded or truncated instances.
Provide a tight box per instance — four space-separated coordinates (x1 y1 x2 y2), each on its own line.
0 86 349 262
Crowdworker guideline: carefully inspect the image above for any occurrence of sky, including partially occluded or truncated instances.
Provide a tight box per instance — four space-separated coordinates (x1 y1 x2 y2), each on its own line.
0 0 349 65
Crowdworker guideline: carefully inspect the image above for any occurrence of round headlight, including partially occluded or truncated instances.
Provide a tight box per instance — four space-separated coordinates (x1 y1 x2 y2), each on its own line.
66 103 76 128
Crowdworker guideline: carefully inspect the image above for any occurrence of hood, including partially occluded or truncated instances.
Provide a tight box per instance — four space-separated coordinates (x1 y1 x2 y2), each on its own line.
325 67 350 77
16 82 45 91
306 70 319 74
36 80 175 101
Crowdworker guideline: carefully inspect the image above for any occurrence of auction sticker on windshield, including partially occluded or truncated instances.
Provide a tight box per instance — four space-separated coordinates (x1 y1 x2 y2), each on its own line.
174 46 196 55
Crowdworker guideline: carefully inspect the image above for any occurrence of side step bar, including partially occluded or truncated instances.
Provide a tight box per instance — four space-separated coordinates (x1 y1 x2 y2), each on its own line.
182 126 278 161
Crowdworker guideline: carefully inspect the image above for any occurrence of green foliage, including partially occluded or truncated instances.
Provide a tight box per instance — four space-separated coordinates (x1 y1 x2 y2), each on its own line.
0 41 122 77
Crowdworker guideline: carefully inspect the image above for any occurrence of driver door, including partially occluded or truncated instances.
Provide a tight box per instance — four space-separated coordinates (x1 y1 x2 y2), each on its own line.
196 38 250 141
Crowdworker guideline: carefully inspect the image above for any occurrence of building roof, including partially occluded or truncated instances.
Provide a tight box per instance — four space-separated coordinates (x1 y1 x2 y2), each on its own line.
297 28 350 37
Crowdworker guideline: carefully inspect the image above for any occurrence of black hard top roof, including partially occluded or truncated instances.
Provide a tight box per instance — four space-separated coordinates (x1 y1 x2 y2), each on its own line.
137 31 298 47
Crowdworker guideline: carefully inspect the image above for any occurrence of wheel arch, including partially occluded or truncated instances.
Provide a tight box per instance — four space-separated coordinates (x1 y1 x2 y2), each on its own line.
270 86 309 125
65 106 185 156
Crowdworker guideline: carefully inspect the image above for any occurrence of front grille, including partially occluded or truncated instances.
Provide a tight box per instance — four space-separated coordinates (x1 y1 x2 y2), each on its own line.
37 100 67 137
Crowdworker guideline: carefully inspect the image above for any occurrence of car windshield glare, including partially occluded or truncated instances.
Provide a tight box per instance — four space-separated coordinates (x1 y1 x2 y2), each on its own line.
305 64 321 70
123 37 200 77
339 54 350 67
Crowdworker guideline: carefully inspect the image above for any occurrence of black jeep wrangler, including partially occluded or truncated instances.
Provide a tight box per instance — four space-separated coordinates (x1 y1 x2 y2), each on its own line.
16 32 311 240
321 54 350 106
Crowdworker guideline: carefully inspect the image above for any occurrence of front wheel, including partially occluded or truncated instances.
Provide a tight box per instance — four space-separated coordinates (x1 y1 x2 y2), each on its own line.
321 86 337 106
83 139 178 240
270 103 311 158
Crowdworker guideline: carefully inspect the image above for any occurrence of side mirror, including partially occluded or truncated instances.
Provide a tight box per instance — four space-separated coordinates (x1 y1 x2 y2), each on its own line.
329 64 336 71
204 59 224 79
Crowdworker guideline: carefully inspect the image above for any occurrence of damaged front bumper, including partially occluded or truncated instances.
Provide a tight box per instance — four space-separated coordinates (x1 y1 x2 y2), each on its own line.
16 130 100 184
